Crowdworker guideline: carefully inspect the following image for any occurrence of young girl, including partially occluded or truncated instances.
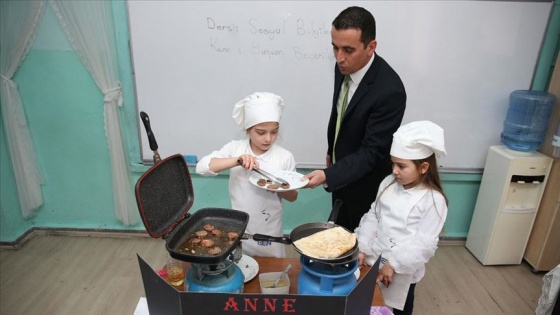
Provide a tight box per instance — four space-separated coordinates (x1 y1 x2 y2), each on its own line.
195 92 297 258
355 121 448 315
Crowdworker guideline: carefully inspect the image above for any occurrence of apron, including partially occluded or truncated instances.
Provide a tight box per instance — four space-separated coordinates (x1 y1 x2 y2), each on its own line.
229 153 286 258
376 183 428 310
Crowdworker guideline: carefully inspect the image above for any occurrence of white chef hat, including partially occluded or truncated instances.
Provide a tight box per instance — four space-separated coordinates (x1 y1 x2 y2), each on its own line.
390 121 447 159
232 92 285 130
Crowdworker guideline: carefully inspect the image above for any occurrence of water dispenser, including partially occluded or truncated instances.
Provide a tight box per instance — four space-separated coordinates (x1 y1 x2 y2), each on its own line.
466 145 552 265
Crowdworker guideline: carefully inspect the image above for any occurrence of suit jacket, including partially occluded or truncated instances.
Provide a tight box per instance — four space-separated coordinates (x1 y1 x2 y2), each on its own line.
324 54 406 230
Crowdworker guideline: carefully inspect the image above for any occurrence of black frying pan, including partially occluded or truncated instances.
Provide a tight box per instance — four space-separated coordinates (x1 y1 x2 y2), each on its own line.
135 153 194 238
136 111 195 238
241 199 359 263
288 199 359 263
164 208 249 264
135 112 249 264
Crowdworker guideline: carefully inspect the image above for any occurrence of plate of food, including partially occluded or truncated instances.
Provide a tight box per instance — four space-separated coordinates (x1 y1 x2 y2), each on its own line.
235 255 259 283
249 170 309 192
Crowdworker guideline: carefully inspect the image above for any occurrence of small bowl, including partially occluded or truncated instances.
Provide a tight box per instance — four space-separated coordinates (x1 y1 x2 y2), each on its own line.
259 272 290 294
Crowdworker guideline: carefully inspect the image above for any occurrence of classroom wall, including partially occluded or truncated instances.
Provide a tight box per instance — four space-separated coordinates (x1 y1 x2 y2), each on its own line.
0 1 553 243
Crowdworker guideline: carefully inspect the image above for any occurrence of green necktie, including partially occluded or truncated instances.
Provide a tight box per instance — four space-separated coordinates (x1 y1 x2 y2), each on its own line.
333 75 350 163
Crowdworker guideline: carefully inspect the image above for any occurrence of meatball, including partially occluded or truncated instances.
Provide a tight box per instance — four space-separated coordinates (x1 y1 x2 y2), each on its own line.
212 229 222 237
267 184 279 190
203 224 214 231
280 183 290 189
195 230 208 238
201 239 215 248
227 232 239 240
257 178 266 186
208 247 222 255
189 237 201 245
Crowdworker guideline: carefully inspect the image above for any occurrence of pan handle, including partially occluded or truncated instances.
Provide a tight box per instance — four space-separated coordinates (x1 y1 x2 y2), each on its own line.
243 233 292 244
327 199 343 223
253 233 292 244
140 111 161 163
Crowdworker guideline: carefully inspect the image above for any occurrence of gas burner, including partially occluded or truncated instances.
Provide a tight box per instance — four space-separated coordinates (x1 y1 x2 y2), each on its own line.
298 255 358 295
192 260 233 278
187 259 244 293
304 258 356 275
303 253 357 266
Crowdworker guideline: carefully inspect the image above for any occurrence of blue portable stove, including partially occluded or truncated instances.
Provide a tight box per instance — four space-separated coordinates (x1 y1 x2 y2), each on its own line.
297 255 358 295
186 257 244 293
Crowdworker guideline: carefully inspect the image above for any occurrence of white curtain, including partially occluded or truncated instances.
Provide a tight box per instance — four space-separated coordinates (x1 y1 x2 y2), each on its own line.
49 0 138 225
0 0 46 217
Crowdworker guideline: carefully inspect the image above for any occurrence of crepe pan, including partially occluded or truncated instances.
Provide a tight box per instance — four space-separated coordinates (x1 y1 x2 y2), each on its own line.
288 199 360 264
135 112 249 264
238 201 359 263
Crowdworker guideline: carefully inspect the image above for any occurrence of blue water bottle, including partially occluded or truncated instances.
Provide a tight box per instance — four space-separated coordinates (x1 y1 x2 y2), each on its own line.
501 90 556 151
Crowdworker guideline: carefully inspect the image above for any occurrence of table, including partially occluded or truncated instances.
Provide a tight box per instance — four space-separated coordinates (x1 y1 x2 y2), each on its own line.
170 257 383 306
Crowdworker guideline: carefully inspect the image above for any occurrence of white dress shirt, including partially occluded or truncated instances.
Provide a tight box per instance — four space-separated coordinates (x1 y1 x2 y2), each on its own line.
337 53 376 113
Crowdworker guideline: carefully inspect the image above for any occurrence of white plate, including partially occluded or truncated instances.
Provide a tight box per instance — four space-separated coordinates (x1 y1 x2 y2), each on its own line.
249 170 309 192
235 255 259 283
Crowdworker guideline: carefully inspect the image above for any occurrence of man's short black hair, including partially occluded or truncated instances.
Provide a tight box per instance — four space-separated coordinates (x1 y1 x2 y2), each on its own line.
332 6 376 46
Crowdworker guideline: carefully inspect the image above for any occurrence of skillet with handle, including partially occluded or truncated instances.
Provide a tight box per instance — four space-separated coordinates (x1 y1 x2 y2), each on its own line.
288 199 359 263
135 112 249 264
240 199 359 264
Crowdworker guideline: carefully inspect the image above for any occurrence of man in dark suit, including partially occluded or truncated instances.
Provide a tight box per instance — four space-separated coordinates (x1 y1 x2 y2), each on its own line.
304 6 406 231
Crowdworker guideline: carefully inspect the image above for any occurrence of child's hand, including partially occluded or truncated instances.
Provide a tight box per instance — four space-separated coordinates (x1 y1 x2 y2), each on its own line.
358 252 366 269
237 155 259 170
377 261 395 287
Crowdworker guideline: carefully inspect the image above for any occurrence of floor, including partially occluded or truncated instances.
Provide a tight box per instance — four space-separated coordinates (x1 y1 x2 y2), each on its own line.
0 234 546 315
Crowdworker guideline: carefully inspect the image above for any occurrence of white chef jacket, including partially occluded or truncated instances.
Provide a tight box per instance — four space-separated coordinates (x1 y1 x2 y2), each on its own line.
355 174 447 283
196 139 296 258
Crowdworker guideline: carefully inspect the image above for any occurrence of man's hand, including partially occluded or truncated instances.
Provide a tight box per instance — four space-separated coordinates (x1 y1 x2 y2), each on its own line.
303 170 326 188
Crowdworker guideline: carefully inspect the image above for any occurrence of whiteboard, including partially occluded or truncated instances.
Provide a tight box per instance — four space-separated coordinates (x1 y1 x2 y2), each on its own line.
127 1 552 169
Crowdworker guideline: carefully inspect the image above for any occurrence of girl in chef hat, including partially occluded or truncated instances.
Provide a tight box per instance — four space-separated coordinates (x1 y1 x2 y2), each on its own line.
355 121 448 315
196 92 298 258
